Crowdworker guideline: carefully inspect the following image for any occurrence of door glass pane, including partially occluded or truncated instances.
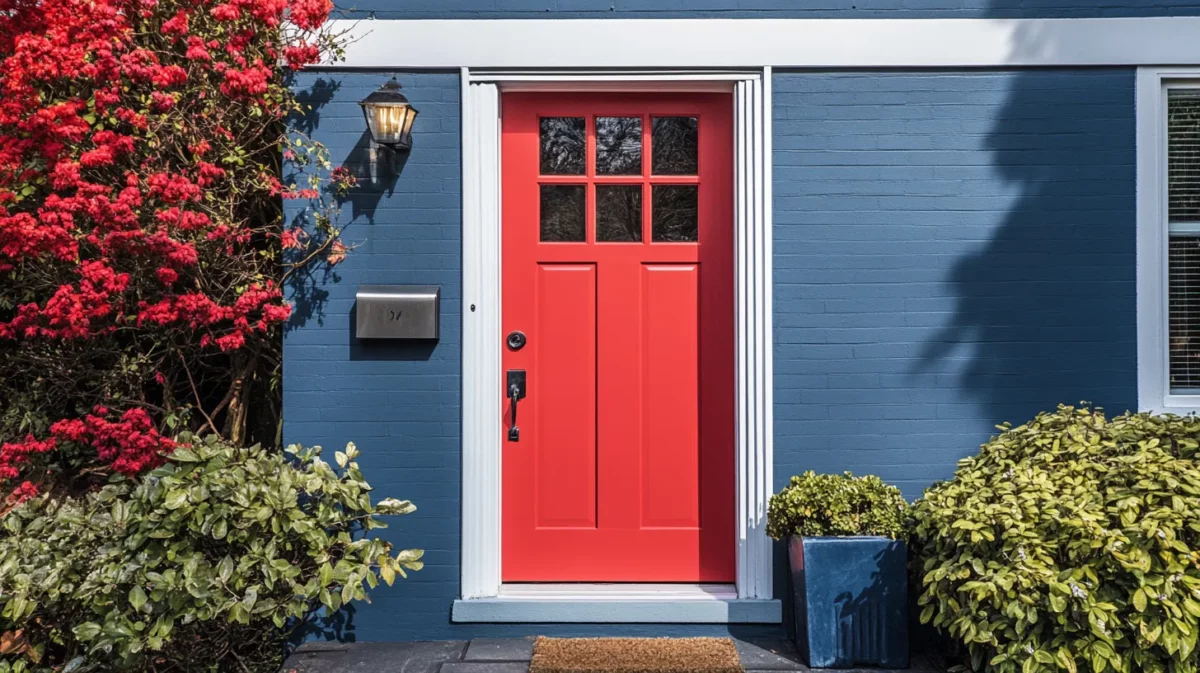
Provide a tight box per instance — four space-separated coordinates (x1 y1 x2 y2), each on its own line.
596 117 642 175
596 186 642 242
541 185 586 242
540 117 586 175
652 116 698 175
652 185 698 242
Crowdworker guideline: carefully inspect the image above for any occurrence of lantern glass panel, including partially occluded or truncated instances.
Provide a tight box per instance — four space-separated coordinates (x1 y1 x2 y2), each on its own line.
364 104 416 147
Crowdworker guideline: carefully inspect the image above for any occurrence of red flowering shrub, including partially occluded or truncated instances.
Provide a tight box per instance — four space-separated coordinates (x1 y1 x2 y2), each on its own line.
0 0 350 497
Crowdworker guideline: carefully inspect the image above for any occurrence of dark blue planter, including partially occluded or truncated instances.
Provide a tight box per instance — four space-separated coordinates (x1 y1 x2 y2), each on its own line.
788 536 909 669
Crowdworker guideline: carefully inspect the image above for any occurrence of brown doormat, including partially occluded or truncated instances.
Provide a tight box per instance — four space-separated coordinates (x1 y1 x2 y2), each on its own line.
530 636 744 673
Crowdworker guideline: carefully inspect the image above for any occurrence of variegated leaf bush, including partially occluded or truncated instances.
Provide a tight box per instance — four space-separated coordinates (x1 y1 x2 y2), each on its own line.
766 470 908 540
0 435 421 672
911 405 1200 673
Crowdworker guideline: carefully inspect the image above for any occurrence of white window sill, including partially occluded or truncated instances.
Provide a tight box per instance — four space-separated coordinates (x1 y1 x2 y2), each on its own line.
1156 407 1200 416
451 584 782 623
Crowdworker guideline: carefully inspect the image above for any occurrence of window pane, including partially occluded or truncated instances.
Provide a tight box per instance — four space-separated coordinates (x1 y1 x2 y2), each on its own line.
652 186 698 242
1171 236 1200 390
597 186 642 242
652 117 698 175
1169 91 1200 222
540 117 586 175
541 185 585 242
596 117 642 175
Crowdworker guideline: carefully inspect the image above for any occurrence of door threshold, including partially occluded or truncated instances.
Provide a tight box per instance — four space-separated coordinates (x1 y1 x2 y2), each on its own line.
452 583 781 624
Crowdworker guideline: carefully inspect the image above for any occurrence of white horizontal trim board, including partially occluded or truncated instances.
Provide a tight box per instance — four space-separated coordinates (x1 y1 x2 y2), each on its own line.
322 17 1200 70
452 585 782 623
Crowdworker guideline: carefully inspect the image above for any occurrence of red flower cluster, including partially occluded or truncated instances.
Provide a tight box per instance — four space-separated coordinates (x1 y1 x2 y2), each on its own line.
0 0 335 495
0 407 176 486
51 407 177 475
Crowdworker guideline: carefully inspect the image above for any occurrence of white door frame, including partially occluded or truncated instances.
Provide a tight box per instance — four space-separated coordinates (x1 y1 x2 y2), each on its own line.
456 68 777 623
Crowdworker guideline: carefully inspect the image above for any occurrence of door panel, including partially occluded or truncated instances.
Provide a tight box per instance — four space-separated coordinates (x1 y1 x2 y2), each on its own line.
501 92 734 582
641 263 700 529
533 263 597 529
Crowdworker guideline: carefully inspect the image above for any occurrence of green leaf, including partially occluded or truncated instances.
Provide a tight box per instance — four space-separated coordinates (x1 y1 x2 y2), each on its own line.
920 604 935 624
72 622 101 641
218 556 234 583
129 586 148 611
1056 648 1076 673
163 490 188 510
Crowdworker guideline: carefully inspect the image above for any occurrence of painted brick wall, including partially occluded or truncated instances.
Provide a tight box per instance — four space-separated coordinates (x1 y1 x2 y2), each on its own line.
339 0 1200 20
283 71 466 641
771 70 1138 501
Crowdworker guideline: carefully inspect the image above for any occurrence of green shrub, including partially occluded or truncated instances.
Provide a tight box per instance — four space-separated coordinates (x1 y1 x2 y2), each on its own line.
766 471 907 539
911 405 1200 673
0 435 422 673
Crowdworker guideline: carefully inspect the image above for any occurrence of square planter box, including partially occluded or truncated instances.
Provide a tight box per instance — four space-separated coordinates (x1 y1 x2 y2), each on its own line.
788 536 909 669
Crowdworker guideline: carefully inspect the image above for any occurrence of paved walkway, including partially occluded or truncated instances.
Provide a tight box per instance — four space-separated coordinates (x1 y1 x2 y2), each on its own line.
283 638 938 673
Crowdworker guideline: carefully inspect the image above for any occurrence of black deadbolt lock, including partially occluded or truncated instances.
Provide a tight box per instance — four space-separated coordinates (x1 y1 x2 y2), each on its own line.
506 330 527 351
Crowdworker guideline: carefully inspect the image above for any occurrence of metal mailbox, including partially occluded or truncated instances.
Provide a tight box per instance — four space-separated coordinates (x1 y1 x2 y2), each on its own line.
355 285 440 340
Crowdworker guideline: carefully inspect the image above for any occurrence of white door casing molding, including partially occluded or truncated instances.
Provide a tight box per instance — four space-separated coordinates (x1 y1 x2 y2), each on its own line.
457 68 777 623
460 72 502 600
319 17 1200 70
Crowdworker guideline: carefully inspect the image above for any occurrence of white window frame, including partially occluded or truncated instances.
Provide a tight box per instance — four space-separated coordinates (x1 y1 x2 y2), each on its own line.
456 68 778 623
1138 67 1200 415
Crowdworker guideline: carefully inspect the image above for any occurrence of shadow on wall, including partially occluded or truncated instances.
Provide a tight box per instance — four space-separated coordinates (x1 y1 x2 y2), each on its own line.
913 18 1139 428
289 603 359 646
292 78 341 137
285 77 404 333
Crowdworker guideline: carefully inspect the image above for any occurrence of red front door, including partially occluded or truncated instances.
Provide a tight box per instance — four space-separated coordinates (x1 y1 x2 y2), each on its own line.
500 92 734 582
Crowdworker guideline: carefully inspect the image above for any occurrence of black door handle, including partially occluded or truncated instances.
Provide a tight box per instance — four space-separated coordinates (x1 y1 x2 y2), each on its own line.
507 370 526 442
508 383 521 441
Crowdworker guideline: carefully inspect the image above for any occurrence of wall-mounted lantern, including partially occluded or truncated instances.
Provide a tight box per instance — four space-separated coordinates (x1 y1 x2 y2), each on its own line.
359 77 419 152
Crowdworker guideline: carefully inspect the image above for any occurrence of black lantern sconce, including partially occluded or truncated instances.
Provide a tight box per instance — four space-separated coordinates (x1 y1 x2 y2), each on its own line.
359 77 420 153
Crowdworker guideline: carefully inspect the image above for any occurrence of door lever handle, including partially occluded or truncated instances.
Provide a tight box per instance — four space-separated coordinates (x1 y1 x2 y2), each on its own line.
508 383 521 442
506 370 526 442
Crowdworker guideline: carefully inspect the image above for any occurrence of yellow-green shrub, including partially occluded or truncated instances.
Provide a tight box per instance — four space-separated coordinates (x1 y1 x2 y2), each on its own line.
911 405 1200 673
767 471 907 539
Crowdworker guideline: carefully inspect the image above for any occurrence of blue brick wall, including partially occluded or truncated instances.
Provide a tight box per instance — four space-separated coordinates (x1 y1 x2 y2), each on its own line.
283 71 465 641
771 70 1138 501
339 0 1200 19
286 68 1141 640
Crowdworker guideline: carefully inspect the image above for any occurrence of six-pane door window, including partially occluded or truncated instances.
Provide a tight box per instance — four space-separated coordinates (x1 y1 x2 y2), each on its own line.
537 115 700 244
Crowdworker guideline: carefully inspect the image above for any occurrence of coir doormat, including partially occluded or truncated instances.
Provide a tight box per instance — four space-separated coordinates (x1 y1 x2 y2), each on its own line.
530 636 744 673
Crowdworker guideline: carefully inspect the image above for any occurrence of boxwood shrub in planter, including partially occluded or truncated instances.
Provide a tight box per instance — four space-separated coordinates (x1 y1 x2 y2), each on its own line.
911 405 1200 673
768 471 910 669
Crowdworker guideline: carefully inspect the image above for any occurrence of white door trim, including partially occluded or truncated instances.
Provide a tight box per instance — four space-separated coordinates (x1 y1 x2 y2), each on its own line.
321 17 1200 70
457 68 777 623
